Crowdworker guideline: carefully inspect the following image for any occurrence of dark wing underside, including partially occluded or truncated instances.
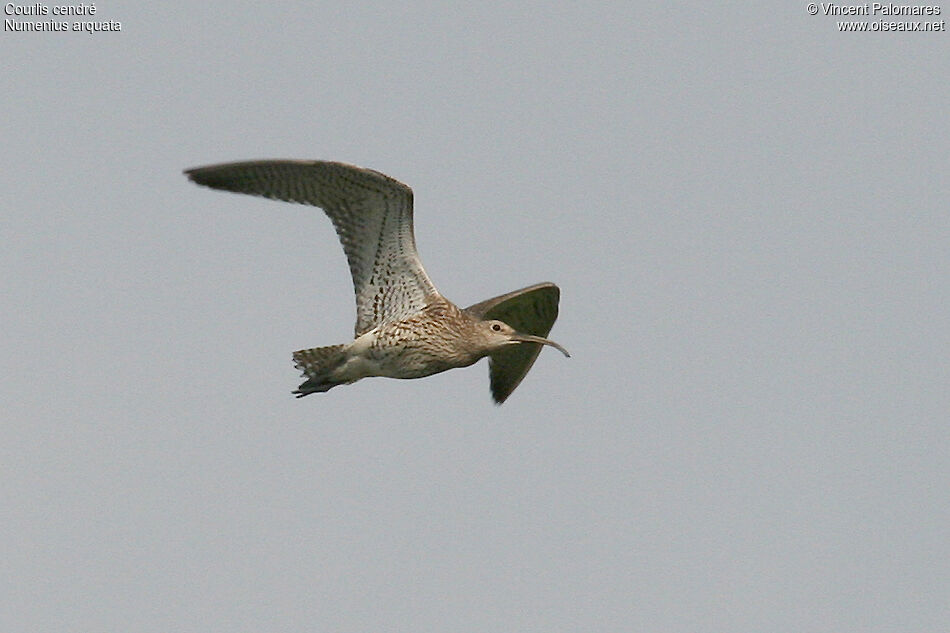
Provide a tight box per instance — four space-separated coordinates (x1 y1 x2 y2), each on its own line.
464 282 561 403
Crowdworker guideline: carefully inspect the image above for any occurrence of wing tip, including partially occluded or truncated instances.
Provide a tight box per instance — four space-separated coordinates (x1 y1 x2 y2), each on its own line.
490 388 510 405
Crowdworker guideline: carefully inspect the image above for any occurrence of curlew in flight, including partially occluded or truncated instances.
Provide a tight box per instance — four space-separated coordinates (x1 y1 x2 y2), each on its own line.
184 160 569 403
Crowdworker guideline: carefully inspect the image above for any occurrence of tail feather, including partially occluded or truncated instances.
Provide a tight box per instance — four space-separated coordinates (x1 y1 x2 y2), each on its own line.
292 344 347 397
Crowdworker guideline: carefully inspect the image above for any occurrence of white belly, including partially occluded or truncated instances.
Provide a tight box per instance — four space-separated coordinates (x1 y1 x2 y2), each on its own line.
334 330 385 380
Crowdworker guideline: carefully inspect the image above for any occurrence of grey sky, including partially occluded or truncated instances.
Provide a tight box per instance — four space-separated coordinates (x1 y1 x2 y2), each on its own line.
2 3 948 632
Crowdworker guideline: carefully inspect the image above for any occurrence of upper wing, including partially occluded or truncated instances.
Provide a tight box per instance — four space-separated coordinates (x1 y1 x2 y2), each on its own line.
464 283 561 403
185 160 440 336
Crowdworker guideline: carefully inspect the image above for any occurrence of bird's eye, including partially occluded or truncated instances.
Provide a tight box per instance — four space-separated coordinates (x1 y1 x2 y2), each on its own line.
491 323 501 331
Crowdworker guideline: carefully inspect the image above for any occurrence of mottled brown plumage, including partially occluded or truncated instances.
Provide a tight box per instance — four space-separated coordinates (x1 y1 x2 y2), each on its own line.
185 159 568 403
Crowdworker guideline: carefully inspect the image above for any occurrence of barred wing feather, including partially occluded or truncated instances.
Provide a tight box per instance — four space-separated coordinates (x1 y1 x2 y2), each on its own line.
185 160 439 336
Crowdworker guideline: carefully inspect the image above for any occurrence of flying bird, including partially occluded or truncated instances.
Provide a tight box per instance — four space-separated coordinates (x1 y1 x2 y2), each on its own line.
184 160 568 403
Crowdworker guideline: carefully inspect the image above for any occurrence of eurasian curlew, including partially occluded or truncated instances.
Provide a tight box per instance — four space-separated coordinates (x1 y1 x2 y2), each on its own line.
184 160 569 403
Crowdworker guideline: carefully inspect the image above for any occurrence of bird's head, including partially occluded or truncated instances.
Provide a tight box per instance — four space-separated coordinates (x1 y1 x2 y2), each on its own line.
477 319 570 358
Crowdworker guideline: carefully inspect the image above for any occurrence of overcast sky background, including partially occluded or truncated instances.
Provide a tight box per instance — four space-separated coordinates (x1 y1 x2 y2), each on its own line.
3 3 948 632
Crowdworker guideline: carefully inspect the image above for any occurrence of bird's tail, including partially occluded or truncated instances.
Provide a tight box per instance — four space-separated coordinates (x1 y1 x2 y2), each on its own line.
292 344 348 397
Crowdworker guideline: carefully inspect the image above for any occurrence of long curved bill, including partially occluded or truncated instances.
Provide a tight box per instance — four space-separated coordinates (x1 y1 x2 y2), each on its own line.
511 333 571 358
